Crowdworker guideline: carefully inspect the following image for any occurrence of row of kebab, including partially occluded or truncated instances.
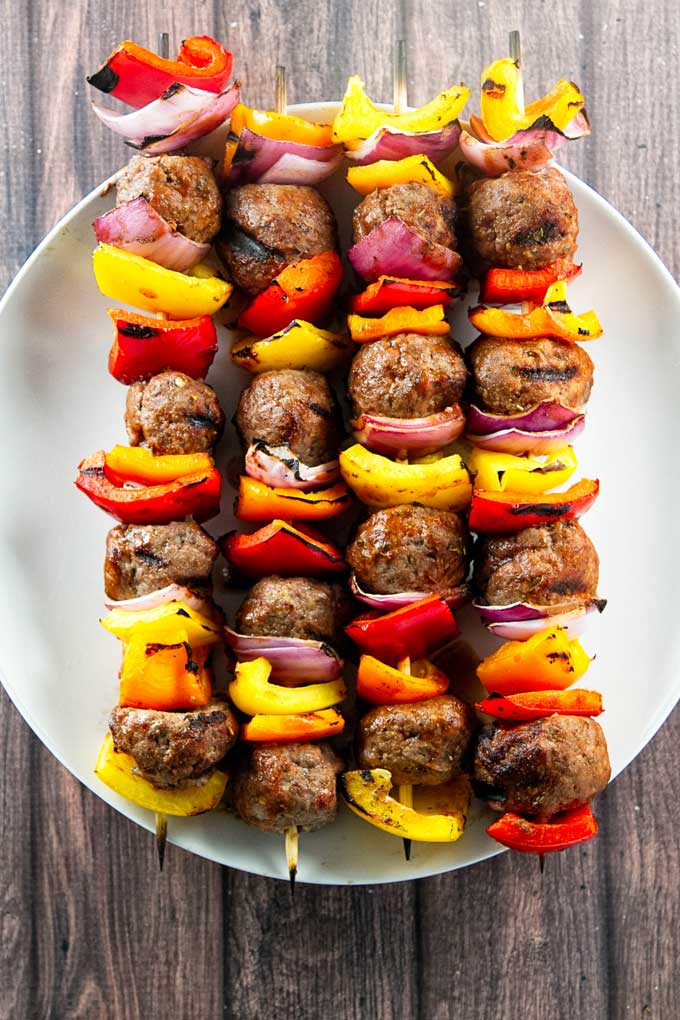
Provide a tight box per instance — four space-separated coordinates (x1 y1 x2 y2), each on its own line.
76 33 611 874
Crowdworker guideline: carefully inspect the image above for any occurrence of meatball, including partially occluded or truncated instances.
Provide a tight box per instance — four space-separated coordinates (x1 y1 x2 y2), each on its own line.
220 184 336 295
474 520 599 610
235 369 340 466
233 741 342 833
346 505 468 598
348 333 467 419
465 168 578 271
235 576 350 643
116 154 222 244
104 522 217 600
352 181 457 250
357 696 475 786
125 371 224 454
468 335 594 415
109 701 238 788
473 714 611 817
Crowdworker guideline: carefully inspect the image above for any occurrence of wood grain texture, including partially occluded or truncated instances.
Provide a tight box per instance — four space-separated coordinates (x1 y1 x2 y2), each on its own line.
1 1 679 1018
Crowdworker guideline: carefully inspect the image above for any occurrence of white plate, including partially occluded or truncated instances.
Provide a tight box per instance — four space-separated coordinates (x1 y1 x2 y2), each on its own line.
1 102 680 885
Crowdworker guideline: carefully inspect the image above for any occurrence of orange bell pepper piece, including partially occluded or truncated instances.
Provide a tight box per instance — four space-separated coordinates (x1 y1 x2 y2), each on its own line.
357 655 450 705
347 304 450 343
469 281 602 342
231 103 334 146
119 639 212 711
476 688 603 720
477 625 591 695
104 445 214 485
235 476 352 521
240 709 345 742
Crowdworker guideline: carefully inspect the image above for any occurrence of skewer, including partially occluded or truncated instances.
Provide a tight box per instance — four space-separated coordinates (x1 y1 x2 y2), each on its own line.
509 29 524 114
396 654 414 861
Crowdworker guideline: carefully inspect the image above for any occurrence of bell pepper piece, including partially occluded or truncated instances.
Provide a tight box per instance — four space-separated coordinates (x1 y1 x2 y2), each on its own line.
104 445 214 485
347 155 455 198
106 308 217 384
236 476 352 521
476 688 603 721
479 259 582 305
340 769 470 842
231 319 353 374
223 519 346 578
349 277 458 316
332 75 469 145
240 708 345 742
75 450 221 525
477 626 591 695
480 58 586 142
95 734 227 815
346 595 459 665
347 304 450 343
486 803 598 853
230 103 333 146
469 478 599 534
357 655 449 705
119 639 212 710
93 245 233 319
340 444 472 512
101 601 222 647
469 281 602 343
87 36 234 108
237 253 343 335
229 658 346 716
467 445 578 494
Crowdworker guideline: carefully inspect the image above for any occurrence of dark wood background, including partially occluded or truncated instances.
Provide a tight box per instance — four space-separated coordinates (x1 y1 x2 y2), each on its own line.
2 1 679 1017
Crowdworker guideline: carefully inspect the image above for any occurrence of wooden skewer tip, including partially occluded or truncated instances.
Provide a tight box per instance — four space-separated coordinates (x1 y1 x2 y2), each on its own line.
275 65 287 116
157 32 170 60
285 825 298 895
156 812 168 871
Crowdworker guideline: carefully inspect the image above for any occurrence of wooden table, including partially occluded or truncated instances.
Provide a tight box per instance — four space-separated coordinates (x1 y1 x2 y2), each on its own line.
2 2 679 1017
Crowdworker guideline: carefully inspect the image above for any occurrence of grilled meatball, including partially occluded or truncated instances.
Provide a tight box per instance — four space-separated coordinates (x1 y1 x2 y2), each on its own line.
352 181 457 250
235 576 350 643
235 369 340 466
357 696 475 786
104 522 218 600
468 335 594 415
220 184 336 295
109 701 238 788
346 505 468 598
116 154 222 244
348 333 467 419
465 168 578 271
233 741 342 833
473 714 611 817
474 520 599 610
125 371 224 454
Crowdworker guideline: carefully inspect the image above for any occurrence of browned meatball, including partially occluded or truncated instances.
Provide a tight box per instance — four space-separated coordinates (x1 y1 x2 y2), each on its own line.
468 335 594 414
125 371 224 454
220 184 336 295
104 522 217 600
352 181 457 249
116 154 222 244
235 576 350 643
235 369 340 466
109 701 238 788
357 696 475 786
346 505 468 598
473 715 611 817
474 520 599 610
348 333 467 419
466 168 578 271
233 742 342 833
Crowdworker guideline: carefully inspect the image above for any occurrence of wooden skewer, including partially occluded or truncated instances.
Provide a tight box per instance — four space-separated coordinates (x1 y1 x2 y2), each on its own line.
396 654 414 861
509 29 525 115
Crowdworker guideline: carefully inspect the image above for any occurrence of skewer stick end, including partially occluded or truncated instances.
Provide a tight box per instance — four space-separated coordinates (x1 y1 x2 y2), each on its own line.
156 812 168 871
392 39 408 115
157 32 170 61
285 825 298 896
509 29 521 66
275 65 287 116
538 852 546 875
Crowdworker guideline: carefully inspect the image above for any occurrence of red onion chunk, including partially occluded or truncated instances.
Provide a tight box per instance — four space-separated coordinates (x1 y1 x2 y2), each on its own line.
350 574 470 610
227 128 342 185
346 121 461 165
467 414 585 454
348 217 462 283
474 599 605 640
257 151 343 185
460 111 591 177
104 586 213 616
352 406 465 455
467 401 582 436
93 197 210 271
245 442 340 492
224 626 344 682
92 82 240 155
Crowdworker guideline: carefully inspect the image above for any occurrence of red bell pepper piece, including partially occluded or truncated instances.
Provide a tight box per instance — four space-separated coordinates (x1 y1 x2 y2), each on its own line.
107 309 217 384
222 519 346 578
486 804 598 854
238 252 343 335
479 258 582 305
346 595 459 665
75 450 221 525
87 36 233 108
476 689 603 721
469 478 599 534
349 276 460 315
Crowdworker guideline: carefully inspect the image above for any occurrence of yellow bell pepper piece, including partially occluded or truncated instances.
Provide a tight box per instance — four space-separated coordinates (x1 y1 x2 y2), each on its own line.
105 445 214 484
347 155 455 198
332 75 470 146
340 444 472 511
340 769 470 842
231 103 334 146
231 320 354 374
469 280 602 343
93 244 233 319
480 57 587 141
477 626 591 695
467 446 578 494
100 601 222 647
348 304 450 343
95 734 227 816
229 658 346 716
